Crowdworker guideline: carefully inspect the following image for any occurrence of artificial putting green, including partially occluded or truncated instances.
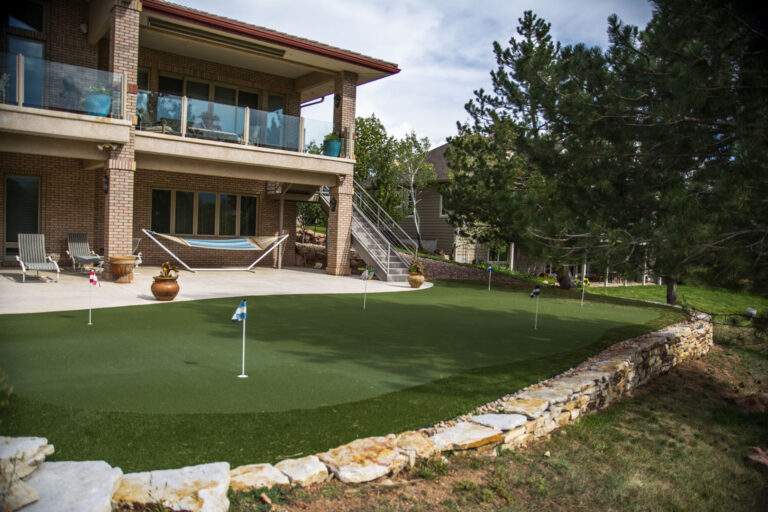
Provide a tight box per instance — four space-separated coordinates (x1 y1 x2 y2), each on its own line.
0 281 681 471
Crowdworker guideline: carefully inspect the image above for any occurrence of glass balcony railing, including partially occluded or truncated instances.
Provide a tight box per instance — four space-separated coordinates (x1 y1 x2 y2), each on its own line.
1 52 123 118
136 89 341 157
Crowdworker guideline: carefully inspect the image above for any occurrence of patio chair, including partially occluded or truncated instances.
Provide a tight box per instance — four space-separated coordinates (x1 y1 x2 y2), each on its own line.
66 233 104 271
17 234 60 282
133 237 143 269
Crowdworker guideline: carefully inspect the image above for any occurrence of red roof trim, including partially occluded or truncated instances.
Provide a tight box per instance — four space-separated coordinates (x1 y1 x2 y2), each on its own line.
142 0 400 75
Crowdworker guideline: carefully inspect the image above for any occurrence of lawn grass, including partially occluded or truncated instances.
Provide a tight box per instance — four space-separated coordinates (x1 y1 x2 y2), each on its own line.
0 281 678 471
587 283 768 316
244 325 768 512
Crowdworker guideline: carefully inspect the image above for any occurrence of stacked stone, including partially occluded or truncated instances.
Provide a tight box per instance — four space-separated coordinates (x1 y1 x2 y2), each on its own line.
0 315 712 511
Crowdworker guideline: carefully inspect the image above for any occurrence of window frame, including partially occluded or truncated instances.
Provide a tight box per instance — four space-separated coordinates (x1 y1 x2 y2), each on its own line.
439 193 449 218
151 188 259 237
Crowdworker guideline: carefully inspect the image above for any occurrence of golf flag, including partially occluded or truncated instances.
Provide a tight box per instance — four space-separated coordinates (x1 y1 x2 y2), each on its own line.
232 299 247 321
88 269 100 287
530 285 541 298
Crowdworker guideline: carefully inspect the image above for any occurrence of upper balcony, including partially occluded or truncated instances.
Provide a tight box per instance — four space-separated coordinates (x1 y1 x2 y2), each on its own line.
0 52 131 158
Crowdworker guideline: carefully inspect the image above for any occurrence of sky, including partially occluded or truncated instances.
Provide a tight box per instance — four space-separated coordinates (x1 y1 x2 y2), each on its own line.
174 0 654 146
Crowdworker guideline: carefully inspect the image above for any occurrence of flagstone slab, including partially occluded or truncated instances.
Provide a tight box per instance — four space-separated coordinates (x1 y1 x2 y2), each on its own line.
0 436 54 479
1 476 39 511
230 463 289 492
113 462 229 512
274 456 328 487
430 422 503 451
517 386 571 405
470 413 528 431
498 397 549 418
318 435 408 483
395 431 437 459
23 461 122 512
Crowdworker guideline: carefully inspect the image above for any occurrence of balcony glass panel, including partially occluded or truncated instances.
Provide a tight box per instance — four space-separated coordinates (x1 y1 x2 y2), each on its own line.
187 98 245 143
248 109 301 151
1 52 123 118
136 90 182 135
303 118 335 155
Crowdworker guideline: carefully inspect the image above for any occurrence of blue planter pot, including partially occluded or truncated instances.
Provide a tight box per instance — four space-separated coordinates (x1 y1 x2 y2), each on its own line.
83 93 112 117
323 139 342 157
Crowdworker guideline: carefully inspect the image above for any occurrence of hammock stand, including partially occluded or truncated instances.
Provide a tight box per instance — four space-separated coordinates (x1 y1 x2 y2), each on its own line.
142 229 289 272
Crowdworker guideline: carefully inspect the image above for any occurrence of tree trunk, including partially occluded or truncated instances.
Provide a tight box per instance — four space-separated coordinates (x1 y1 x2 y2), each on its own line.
558 266 574 290
665 278 678 305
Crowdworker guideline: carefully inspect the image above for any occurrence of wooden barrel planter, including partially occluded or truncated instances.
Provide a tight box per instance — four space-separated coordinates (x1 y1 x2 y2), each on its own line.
108 255 137 283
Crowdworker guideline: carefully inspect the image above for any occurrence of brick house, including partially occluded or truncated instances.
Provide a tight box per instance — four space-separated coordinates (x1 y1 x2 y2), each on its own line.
0 0 399 276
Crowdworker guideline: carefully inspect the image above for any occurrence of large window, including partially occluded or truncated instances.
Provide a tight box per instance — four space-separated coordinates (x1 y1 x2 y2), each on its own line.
151 189 257 236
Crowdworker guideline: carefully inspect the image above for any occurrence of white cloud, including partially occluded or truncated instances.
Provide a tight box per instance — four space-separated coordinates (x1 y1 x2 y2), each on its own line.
173 0 653 145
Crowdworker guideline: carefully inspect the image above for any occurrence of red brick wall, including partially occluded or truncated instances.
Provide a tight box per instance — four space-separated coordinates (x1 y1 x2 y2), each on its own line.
133 169 296 267
0 152 95 264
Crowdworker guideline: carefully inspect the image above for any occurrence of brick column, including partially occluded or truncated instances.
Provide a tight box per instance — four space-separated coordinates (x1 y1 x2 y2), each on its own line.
103 0 140 260
333 71 357 159
326 175 353 276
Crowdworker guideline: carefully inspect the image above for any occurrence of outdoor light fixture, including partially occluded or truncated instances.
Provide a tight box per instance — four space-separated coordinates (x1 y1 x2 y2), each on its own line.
330 196 337 212
103 175 109 194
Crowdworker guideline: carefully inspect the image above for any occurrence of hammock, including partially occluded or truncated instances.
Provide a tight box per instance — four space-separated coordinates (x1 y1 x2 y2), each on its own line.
142 229 289 272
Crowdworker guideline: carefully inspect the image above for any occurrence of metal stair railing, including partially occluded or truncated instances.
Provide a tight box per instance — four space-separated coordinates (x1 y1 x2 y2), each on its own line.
352 181 418 254
318 184 410 280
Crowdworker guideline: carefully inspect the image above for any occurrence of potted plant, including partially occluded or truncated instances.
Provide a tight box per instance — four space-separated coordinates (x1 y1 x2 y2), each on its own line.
407 257 426 289
322 132 343 157
151 262 180 301
82 85 113 117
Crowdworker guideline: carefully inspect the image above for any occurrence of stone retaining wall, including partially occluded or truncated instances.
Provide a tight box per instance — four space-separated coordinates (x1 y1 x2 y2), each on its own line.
0 314 712 511
406 254 523 284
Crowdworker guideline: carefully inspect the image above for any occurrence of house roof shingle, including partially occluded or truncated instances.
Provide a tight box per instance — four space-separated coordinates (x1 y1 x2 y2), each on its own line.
427 143 450 183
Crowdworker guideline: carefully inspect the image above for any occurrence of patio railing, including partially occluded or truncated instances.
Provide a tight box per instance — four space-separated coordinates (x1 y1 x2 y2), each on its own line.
1 52 124 119
136 90 339 156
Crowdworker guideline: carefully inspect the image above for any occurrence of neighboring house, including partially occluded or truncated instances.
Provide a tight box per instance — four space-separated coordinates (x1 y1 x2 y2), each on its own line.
399 143 485 264
0 0 399 275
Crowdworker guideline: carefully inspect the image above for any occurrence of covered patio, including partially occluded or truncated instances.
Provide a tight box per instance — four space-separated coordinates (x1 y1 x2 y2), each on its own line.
0 266 427 314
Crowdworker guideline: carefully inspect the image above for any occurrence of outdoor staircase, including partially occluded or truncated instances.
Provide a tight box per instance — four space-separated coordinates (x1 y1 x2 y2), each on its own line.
318 181 417 282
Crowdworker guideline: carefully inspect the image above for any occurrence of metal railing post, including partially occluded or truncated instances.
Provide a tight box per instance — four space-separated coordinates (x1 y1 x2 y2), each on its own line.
16 54 24 107
298 116 305 152
180 96 188 137
387 242 390 272
242 107 250 145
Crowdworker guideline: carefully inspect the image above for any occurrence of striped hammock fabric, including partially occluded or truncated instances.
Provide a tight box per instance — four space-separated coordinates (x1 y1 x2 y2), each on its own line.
149 231 279 251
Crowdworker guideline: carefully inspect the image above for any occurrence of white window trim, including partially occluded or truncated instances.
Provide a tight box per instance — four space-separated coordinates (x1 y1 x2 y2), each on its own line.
439 194 449 218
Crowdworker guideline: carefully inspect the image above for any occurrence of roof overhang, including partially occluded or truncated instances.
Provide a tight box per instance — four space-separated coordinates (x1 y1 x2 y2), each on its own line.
140 1 399 102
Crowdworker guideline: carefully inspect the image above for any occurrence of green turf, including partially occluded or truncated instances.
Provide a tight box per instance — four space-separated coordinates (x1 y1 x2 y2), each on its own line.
0 281 680 471
587 283 768 316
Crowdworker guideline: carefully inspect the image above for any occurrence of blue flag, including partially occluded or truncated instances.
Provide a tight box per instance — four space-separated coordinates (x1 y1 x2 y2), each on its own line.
231 299 247 321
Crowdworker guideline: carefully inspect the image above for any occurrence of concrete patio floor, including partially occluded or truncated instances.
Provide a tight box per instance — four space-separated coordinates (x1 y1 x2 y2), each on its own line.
0 266 430 314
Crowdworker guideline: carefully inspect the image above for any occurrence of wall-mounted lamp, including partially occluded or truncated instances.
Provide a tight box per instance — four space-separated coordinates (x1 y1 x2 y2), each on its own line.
103 175 110 194
329 196 337 212
79 23 88 34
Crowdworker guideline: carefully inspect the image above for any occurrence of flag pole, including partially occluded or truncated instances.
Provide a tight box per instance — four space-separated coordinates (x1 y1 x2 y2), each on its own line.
363 276 368 310
534 294 540 330
238 299 247 378
88 284 93 326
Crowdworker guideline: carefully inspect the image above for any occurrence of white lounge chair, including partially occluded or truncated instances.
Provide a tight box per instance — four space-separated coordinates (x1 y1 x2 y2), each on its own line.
17 234 60 282
67 233 103 271
133 237 143 269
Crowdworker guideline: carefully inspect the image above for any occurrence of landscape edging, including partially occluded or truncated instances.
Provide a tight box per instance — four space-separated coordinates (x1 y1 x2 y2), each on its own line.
1 314 713 511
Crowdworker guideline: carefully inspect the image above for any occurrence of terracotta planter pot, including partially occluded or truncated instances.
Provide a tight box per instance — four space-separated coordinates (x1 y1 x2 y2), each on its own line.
151 276 180 301
108 255 136 284
407 273 425 289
